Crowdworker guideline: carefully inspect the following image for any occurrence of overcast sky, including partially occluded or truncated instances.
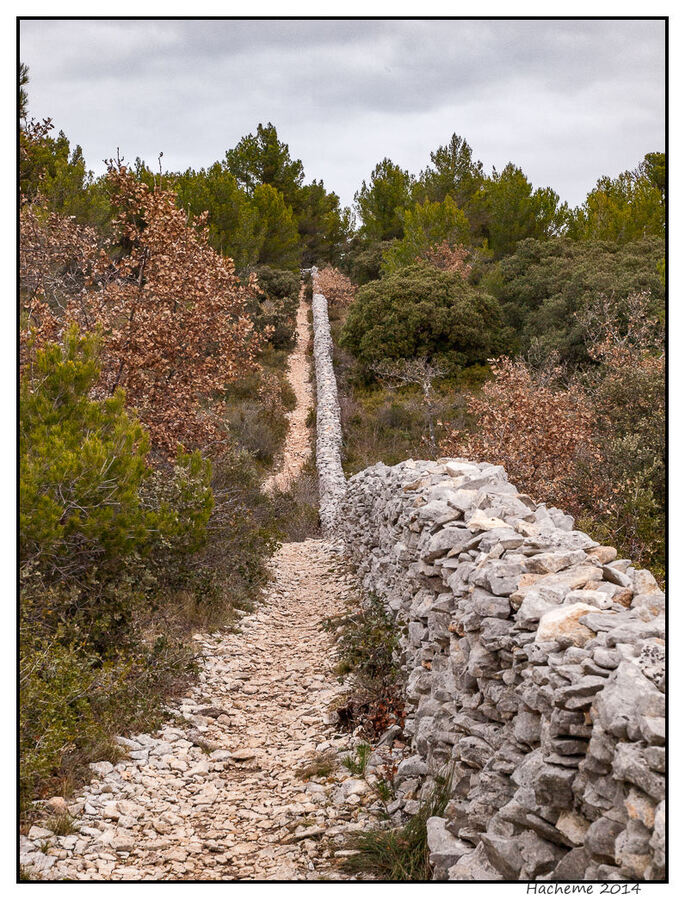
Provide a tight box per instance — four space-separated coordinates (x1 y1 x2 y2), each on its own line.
19 18 666 213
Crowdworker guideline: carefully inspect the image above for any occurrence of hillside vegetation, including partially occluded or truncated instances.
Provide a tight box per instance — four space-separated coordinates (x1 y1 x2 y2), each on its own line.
19 70 331 809
329 134 665 577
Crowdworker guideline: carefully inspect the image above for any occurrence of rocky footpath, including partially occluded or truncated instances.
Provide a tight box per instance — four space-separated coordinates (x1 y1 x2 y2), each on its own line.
311 267 346 532
340 458 666 881
20 541 391 881
263 287 314 494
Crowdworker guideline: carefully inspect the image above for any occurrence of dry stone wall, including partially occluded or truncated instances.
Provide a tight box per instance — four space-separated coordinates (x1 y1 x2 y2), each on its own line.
339 459 666 881
309 277 665 881
310 268 346 532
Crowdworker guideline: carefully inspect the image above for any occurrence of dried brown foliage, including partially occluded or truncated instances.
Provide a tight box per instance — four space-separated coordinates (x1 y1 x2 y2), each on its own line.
580 291 664 371
441 356 599 516
19 116 54 197
20 165 265 454
315 265 355 315
336 688 405 741
421 240 472 277
441 292 665 571
20 198 102 362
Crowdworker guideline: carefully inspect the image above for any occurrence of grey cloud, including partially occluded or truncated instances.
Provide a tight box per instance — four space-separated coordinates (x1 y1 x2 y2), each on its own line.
19 18 665 210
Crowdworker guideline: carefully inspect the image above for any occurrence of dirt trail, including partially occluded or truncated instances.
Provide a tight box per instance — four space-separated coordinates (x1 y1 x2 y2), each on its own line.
263 289 314 494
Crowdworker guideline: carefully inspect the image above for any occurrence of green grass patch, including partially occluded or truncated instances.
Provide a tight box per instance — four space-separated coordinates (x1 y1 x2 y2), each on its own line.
341 771 453 881
342 742 371 776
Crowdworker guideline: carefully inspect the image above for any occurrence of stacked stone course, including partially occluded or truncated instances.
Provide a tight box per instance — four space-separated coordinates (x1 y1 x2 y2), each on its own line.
338 459 665 880
311 267 346 532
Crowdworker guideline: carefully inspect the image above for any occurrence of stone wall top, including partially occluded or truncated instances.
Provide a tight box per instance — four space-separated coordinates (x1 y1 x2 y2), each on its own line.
311 268 346 533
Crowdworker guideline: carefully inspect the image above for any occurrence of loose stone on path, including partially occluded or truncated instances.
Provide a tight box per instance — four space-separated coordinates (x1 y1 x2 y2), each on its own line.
21 541 381 881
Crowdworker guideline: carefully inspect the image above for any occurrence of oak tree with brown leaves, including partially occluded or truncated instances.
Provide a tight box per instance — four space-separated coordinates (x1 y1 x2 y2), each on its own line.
21 165 265 454
314 265 356 316
421 240 472 277
441 356 599 515
441 292 664 571
20 196 102 362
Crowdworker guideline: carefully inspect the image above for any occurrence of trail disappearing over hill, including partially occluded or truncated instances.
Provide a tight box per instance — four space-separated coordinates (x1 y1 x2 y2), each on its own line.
263 287 314 494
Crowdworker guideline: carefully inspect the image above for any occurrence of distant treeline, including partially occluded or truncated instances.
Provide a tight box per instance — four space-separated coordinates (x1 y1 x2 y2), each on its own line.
19 56 664 277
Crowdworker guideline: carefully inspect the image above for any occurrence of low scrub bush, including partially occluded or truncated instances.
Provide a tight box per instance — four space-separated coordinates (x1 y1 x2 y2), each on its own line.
19 330 277 807
20 567 197 805
269 460 321 542
223 352 295 471
194 449 280 622
336 376 470 476
324 593 404 739
327 594 399 687
340 261 510 374
330 329 479 474
342 237 395 285
224 397 288 467
252 265 300 350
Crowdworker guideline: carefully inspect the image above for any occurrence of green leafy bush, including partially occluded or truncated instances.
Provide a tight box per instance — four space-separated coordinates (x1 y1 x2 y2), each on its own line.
481 237 665 364
20 329 214 649
20 328 151 579
340 261 509 372
252 265 300 349
254 264 300 302
342 237 395 285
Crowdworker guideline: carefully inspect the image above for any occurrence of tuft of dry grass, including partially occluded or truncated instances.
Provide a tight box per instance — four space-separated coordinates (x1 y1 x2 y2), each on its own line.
45 812 77 836
295 750 337 780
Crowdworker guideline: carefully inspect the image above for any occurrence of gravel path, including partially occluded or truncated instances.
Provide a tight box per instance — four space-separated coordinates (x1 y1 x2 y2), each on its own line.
21 541 383 881
263 289 314 494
